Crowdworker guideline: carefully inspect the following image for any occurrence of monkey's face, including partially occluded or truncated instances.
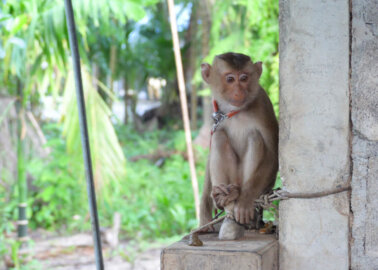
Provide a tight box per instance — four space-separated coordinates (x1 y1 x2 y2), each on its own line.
201 58 262 108
220 69 252 107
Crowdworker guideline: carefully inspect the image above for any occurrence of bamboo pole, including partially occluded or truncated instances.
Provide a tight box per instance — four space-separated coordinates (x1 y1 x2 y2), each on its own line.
167 0 200 221
16 79 28 242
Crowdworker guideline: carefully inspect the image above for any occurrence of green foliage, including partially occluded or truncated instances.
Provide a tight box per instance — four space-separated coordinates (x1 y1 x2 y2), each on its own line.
28 124 88 231
25 124 205 239
0 170 17 258
101 155 199 238
101 125 206 238
0 0 162 102
62 68 126 188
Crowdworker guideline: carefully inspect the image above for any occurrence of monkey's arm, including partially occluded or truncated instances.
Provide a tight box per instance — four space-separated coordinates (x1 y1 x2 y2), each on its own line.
234 130 274 224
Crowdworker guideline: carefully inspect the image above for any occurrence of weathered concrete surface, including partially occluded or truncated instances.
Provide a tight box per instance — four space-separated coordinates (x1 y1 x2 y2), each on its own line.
161 232 277 270
279 0 350 269
350 0 378 268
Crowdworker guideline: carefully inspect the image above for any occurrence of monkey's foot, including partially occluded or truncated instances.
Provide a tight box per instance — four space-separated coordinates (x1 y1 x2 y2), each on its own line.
219 217 245 240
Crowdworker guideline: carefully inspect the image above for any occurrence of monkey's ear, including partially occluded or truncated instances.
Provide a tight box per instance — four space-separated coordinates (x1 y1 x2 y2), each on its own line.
255 61 263 77
201 63 211 83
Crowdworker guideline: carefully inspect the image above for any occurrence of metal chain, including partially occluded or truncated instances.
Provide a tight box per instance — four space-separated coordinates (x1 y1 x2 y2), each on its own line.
211 111 228 133
254 189 286 210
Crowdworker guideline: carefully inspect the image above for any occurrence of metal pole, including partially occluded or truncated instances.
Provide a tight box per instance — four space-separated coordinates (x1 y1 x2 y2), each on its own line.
63 1 104 269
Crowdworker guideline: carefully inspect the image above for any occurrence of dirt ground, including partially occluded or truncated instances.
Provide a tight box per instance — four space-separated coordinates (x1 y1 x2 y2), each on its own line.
4 231 167 270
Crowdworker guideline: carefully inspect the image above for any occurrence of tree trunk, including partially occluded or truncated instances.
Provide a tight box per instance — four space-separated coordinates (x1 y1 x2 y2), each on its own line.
194 0 212 148
108 45 117 109
190 84 198 129
123 79 129 125
200 0 211 127
186 3 198 130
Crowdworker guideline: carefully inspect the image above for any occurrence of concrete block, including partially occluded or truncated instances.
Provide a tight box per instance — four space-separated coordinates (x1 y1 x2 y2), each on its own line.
161 232 277 270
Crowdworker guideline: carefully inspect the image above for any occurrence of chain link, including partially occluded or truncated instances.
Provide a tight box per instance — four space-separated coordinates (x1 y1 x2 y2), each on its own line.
212 111 228 133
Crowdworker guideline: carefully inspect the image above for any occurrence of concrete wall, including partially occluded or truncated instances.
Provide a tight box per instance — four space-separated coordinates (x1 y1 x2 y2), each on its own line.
350 0 378 268
279 0 350 269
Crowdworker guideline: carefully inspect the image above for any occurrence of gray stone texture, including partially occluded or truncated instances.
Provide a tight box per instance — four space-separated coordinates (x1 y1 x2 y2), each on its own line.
351 0 378 268
161 232 278 270
279 0 350 269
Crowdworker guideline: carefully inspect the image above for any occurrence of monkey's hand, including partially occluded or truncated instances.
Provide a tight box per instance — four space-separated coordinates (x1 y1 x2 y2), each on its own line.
233 197 255 225
211 184 241 209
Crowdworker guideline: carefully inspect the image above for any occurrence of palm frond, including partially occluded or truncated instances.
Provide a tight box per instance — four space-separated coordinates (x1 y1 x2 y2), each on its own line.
62 67 126 189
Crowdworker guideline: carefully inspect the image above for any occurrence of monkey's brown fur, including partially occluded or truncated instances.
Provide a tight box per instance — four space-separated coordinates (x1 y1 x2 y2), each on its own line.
200 52 278 227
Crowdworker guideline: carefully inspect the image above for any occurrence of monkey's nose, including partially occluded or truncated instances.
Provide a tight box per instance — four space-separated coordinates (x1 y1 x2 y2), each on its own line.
233 91 245 100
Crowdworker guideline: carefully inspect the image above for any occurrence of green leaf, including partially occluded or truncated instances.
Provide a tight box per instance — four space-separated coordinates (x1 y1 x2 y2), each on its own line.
62 68 126 189
124 2 146 21
9 14 28 35
40 186 55 201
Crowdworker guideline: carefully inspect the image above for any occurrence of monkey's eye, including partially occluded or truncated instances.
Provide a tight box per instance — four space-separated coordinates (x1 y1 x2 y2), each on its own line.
226 75 235 83
239 74 248 82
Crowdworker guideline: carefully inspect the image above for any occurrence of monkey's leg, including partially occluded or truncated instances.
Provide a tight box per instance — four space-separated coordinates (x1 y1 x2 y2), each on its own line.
234 131 273 225
209 130 245 240
209 130 239 209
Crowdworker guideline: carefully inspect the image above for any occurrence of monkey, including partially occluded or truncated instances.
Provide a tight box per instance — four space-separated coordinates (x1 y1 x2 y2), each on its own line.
199 52 278 240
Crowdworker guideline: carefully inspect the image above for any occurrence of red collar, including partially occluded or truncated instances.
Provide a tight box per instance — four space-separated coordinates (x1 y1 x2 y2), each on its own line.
211 99 240 135
212 99 240 118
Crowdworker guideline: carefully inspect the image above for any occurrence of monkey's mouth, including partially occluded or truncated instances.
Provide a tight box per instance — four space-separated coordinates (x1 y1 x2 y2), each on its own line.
229 99 245 107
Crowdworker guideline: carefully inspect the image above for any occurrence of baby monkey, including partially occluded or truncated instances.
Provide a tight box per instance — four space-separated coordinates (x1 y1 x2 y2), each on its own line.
200 52 278 240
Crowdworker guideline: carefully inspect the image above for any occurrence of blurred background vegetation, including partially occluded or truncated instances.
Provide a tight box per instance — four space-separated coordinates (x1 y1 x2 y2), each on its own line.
0 0 278 266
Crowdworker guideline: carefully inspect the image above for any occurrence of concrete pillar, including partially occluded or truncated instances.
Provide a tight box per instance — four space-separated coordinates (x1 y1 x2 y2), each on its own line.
279 0 350 269
350 0 378 268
